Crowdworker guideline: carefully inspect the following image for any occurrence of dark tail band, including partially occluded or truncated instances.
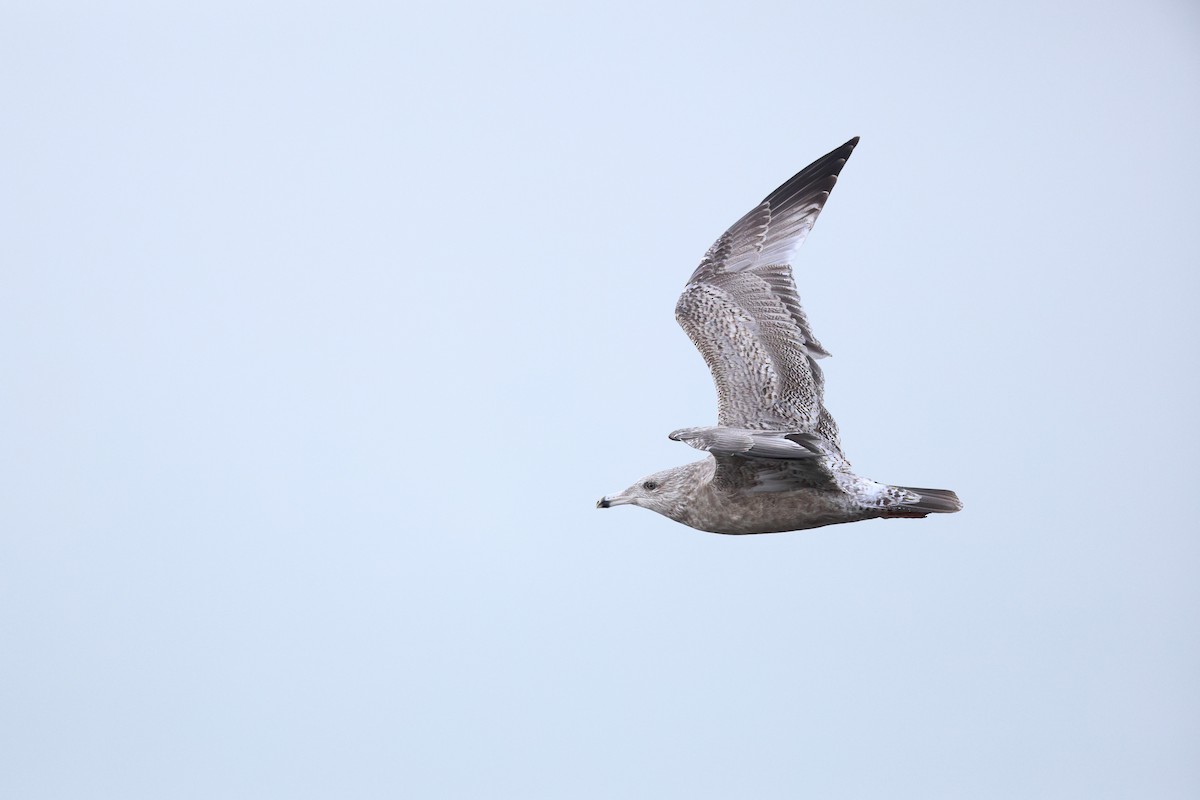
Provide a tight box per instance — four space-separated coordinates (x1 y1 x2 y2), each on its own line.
895 486 963 514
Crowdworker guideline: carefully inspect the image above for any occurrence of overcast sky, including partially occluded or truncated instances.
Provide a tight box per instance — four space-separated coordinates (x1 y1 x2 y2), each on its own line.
2 1 1198 798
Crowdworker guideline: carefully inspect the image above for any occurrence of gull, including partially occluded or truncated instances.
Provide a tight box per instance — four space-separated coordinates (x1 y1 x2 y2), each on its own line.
597 137 961 534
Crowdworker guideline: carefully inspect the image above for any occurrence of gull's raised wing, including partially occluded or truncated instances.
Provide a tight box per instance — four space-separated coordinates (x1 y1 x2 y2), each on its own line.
674 137 858 454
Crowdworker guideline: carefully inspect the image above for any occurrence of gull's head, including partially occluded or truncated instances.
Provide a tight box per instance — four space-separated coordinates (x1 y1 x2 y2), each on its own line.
596 464 699 520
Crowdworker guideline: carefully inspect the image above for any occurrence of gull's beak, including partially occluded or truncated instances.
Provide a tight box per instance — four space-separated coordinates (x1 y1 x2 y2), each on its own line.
596 493 633 509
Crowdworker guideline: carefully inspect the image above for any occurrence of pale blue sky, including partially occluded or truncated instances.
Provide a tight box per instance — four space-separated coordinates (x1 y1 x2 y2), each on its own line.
2 1 1198 798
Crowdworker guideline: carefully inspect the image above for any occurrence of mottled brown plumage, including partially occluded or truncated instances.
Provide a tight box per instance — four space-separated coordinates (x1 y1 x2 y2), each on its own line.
598 138 961 534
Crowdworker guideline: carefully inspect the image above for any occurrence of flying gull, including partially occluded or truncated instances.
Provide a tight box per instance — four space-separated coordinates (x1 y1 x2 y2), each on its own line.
597 137 962 534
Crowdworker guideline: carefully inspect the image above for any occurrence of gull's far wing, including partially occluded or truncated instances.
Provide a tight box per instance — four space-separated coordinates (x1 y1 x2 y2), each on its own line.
674 137 858 457
668 425 842 495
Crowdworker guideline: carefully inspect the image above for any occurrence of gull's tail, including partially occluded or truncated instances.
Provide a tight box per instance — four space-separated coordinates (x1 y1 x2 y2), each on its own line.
882 486 963 518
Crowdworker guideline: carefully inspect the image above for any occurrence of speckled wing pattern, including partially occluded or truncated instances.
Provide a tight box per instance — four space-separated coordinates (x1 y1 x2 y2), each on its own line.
674 138 859 485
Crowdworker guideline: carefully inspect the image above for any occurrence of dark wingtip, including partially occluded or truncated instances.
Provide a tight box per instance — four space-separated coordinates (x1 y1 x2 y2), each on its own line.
762 137 861 207
596 497 610 509
782 432 824 455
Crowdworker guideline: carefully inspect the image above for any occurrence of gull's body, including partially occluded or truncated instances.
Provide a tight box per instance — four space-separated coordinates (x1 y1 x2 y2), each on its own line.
598 138 961 535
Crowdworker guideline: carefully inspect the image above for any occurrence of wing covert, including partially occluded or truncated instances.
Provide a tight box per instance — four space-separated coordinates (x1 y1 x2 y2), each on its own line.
675 137 858 452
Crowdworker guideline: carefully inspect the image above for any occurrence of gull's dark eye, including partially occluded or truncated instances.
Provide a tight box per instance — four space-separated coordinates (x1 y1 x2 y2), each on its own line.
643 480 659 491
